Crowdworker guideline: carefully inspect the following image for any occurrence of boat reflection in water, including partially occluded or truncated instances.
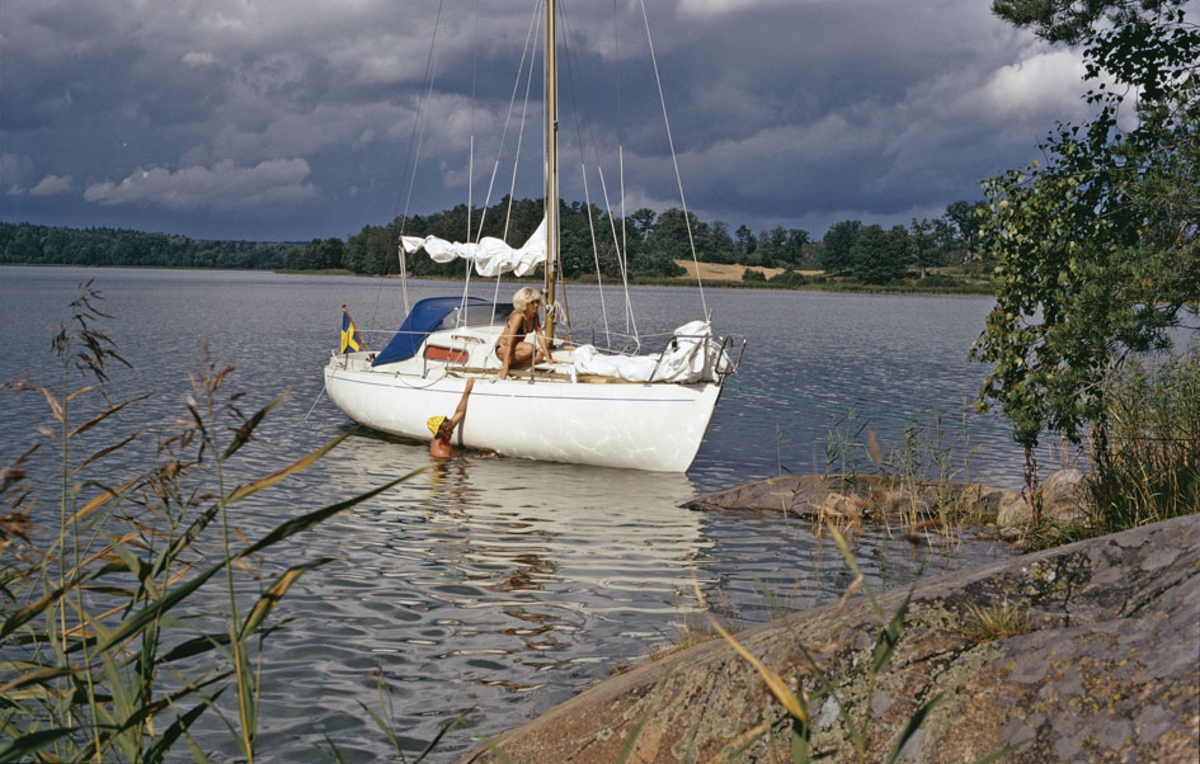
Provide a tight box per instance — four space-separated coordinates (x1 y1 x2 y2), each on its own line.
320 428 711 599
271 427 714 745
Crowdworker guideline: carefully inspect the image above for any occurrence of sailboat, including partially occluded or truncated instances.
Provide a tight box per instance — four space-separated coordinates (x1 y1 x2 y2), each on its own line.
323 0 745 473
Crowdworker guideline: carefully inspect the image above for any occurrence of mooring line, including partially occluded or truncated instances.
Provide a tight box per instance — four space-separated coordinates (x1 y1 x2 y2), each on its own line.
305 384 327 423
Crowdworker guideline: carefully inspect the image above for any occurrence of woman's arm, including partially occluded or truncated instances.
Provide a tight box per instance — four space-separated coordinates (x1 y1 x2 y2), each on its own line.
533 320 551 362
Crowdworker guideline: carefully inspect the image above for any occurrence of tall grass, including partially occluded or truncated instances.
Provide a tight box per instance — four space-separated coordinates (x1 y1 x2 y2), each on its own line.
699 524 1017 764
1088 348 1200 533
0 282 421 763
820 406 983 533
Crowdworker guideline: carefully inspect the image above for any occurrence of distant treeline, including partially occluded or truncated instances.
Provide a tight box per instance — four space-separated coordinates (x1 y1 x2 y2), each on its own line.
0 222 293 270
2 195 986 286
287 196 987 285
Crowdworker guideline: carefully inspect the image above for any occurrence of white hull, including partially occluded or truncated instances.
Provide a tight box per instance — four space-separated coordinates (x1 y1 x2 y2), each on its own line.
324 354 723 473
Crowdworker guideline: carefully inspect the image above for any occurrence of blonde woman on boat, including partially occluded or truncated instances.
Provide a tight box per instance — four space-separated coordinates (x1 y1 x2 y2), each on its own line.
496 286 552 380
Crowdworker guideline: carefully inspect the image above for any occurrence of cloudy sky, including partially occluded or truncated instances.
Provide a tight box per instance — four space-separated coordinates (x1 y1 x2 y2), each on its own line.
1 0 1113 243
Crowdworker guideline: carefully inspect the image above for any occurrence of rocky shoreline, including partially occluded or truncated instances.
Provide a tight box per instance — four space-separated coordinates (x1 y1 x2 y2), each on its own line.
681 470 1090 531
458 476 1200 763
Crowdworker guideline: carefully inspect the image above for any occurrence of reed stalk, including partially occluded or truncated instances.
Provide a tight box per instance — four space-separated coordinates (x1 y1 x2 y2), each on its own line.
1087 348 1200 533
822 405 981 535
695 524 942 764
0 282 421 763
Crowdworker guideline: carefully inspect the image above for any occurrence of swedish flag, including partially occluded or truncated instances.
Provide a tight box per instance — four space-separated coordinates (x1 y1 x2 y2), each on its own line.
340 306 367 354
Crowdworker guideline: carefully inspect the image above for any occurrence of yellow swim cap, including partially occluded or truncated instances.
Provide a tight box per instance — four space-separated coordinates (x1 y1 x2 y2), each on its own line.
426 415 446 436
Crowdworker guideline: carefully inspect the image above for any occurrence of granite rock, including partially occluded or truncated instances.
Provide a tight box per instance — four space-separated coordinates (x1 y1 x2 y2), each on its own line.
459 514 1200 763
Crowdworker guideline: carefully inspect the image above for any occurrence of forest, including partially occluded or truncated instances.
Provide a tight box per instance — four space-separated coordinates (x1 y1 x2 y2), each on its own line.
1 196 984 286
289 196 985 285
0 223 293 270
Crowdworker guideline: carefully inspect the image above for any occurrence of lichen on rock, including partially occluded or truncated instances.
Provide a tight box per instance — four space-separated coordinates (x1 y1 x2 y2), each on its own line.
458 514 1200 764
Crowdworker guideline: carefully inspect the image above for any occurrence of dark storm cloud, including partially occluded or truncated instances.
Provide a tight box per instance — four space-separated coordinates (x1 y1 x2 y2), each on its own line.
0 0 1120 241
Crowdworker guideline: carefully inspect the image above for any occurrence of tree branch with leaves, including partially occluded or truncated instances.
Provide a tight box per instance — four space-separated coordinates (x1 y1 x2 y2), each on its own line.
972 0 1199 495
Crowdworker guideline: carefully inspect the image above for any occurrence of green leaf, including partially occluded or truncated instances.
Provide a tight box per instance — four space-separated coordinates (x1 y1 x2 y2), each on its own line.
238 559 333 640
0 578 76 640
158 632 233 663
465 738 518 764
614 711 652 764
884 691 942 764
222 393 284 460
238 465 431 558
411 715 468 763
95 459 427 655
871 596 911 675
145 686 228 764
0 728 78 763
224 425 358 505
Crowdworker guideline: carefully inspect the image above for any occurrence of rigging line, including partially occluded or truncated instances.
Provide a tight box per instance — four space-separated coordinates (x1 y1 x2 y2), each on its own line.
469 0 478 245
398 0 446 235
596 164 638 348
395 3 437 230
459 209 474 327
468 133 475 245
562 0 636 342
556 257 574 338
496 0 544 241
638 0 707 319
466 1 541 328
503 2 542 241
486 0 541 331
558 1 608 193
459 1 477 330
581 167 613 347
557 2 588 164
608 0 630 337
390 0 449 319
483 2 541 331
469 0 513 241
612 0 622 148
491 272 503 327
457 4 482 324
456 284 473 330
506 0 543 239
555 0 592 333
398 243 410 319
619 146 636 341
558 0 616 344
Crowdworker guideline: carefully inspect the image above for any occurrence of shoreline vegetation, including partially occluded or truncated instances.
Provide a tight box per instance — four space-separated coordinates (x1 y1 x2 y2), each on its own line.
269 260 999 295
0 257 999 296
1 192 997 296
0 245 997 300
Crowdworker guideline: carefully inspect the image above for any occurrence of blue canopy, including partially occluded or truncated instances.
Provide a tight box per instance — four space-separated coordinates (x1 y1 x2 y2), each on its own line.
371 296 495 367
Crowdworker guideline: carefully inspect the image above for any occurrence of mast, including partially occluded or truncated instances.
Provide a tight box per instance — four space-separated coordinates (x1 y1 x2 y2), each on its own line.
543 0 559 339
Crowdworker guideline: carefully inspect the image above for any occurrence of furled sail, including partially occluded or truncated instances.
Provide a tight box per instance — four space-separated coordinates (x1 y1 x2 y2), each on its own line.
572 321 728 383
401 217 547 278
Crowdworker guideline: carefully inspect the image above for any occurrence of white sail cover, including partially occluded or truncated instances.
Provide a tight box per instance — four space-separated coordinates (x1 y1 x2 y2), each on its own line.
573 321 722 383
401 218 547 277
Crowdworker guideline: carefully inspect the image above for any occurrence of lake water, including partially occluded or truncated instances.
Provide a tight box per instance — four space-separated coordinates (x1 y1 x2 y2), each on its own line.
0 266 1030 761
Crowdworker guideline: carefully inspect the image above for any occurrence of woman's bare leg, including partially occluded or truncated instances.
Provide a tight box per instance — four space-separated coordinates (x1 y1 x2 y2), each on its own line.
497 341 536 369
